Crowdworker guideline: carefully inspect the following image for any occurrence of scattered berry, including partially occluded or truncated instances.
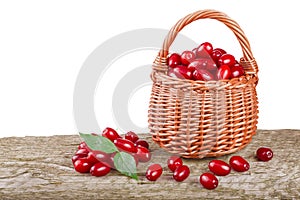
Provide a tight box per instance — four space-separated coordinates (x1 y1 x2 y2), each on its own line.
146 164 163 181
256 147 273 162
229 156 250 172
208 159 231 176
173 165 190 182
200 172 218 190
167 156 183 172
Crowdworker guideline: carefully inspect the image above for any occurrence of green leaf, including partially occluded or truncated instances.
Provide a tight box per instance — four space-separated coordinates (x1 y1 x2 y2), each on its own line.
79 133 118 153
114 152 138 180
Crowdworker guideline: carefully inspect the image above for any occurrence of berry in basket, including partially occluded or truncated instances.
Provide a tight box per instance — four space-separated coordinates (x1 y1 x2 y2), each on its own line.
167 42 245 81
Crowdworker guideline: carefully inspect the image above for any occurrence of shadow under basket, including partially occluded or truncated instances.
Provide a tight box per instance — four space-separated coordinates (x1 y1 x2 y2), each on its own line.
148 9 259 159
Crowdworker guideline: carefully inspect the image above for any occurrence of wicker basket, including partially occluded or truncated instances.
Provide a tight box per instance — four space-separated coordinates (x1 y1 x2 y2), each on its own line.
148 9 259 159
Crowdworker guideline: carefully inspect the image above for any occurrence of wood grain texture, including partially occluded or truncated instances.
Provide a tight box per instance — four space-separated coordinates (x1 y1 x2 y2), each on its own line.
0 130 299 200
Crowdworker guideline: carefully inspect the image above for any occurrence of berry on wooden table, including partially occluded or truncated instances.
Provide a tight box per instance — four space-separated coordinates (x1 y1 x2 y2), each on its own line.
256 147 273 162
146 164 163 181
200 172 219 190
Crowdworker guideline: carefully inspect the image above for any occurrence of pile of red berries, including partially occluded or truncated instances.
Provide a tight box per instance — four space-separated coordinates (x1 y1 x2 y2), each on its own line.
167 42 245 81
72 127 150 177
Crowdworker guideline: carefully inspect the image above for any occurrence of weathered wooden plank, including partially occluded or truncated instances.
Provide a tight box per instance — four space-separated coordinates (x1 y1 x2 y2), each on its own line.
0 130 299 199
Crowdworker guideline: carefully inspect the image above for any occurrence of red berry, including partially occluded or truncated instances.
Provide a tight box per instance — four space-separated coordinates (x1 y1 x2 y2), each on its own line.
73 158 93 173
167 156 183 172
230 63 245 78
146 164 163 181
194 69 215 81
90 162 111 177
72 154 85 164
173 165 190 182
135 146 151 163
102 127 121 142
188 59 202 72
75 148 89 157
181 50 196 65
217 65 231 80
229 156 250 172
192 70 204 81
256 147 273 162
114 138 137 153
125 131 139 143
214 48 226 54
78 141 87 150
196 42 213 58
135 139 149 149
208 160 231 176
86 152 99 164
200 172 218 190
218 54 236 67
211 49 224 63
173 65 193 80
168 53 181 68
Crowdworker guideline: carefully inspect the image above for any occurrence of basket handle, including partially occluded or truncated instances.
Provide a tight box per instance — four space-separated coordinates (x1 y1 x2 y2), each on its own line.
158 9 258 74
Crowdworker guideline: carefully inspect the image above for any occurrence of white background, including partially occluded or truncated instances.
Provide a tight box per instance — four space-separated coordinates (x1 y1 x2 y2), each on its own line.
0 0 299 138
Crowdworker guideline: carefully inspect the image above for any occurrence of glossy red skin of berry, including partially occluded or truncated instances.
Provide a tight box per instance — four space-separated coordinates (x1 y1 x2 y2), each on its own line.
229 156 250 172
78 141 87 150
214 48 226 54
168 53 181 68
73 158 93 173
102 127 121 142
195 69 215 81
230 64 245 78
72 154 85 164
210 49 224 63
218 54 236 67
86 152 99 164
135 139 149 149
192 70 204 81
90 162 111 177
188 60 201 72
167 156 183 172
146 164 163 181
125 131 139 143
181 50 196 65
217 65 231 80
135 146 151 163
256 147 273 162
208 160 231 176
114 138 138 153
75 148 89 157
196 42 213 58
173 165 190 182
173 65 193 80
200 172 219 190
